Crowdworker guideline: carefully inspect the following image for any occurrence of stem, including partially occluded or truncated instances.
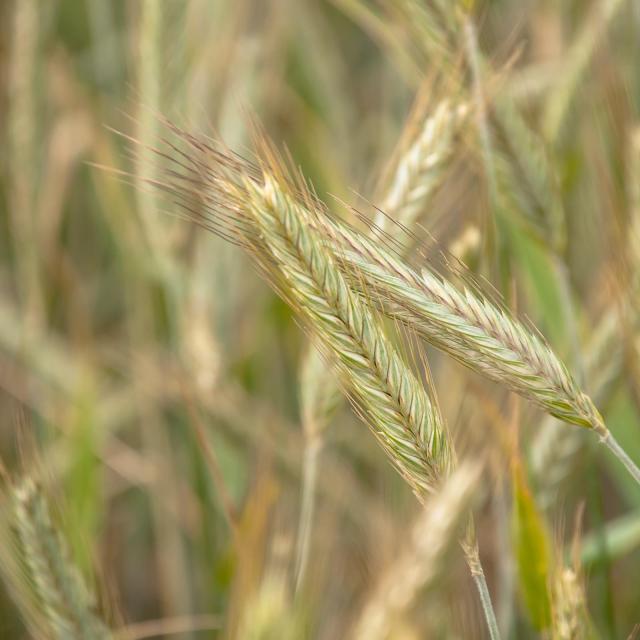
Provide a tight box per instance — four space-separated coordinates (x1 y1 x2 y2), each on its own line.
473 571 502 640
464 540 502 640
294 435 322 594
601 429 640 486
493 484 513 635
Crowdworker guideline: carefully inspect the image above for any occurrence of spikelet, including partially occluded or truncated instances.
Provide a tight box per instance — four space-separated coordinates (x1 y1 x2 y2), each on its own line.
319 221 605 432
351 462 481 640
154 125 452 497
153 122 605 432
250 173 452 496
551 567 593 640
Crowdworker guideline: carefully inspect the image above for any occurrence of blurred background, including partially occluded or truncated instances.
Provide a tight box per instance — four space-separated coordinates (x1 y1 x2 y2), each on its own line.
0 0 639 638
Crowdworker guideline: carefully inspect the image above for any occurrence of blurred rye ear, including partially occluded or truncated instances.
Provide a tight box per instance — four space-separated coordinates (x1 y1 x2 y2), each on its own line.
351 461 482 640
0 478 111 640
551 566 594 640
542 0 627 143
375 98 469 232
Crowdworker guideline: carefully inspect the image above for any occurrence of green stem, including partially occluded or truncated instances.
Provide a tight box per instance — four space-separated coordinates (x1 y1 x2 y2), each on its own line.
294 435 322 594
601 429 640 486
464 541 502 640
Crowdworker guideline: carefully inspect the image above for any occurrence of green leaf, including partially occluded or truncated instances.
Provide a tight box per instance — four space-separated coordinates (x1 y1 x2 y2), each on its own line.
512 458 553 630
64 383 103 575
509 225 570 350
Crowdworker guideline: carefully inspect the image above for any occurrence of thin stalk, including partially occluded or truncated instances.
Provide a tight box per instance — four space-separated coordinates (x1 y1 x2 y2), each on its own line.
137 0 162 250
134 1 193 622
294 435 322 594
7 0 44 331
184 389 239 540
464 541 502 640
601 430 640 486
493 483 514 635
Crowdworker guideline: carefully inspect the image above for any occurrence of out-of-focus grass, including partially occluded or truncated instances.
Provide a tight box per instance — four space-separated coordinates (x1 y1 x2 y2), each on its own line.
0 0 639 638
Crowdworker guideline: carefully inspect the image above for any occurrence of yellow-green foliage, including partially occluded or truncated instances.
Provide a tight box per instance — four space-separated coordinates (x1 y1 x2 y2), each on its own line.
512 459 552 631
